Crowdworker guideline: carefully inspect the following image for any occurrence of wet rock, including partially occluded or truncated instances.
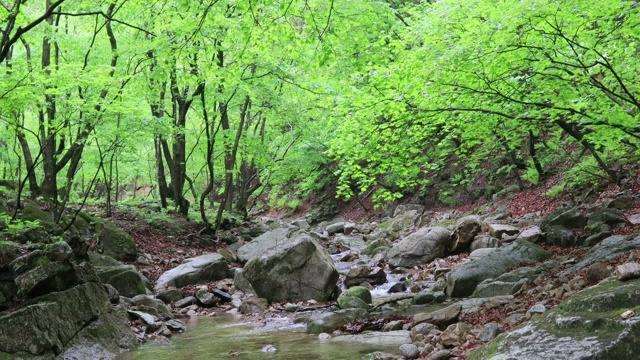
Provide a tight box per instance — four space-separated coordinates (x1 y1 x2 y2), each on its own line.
129 295 172 319
212 288 232 303
388 227 451 268
154 253 228 290
175 296 196 308
413 290 446 305
337 295 369 310
127 310 156 328
153 335 172 345
341 286 372 304
450 216 483 253
331 330 411 346
306 308 368 333
413 304 461 328
243 235 339 303
236 228 294 263
239 297 268 314
362 351 403 360
387 282 406 293
399 343 420 359
446 240 551 297
165 319 184 332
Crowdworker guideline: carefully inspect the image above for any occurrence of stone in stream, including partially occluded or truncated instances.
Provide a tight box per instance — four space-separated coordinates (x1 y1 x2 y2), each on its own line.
399 343 420 359
344 266 387 287
330 330 412 347
306 308 368 334
242 235 339 303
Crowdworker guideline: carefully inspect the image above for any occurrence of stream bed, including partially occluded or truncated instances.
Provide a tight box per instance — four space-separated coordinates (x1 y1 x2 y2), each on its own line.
120 313 401 360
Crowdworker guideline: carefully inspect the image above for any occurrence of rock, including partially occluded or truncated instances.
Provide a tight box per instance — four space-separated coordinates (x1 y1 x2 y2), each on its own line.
411 322 438 341
440 322 470 347
129 295 172 319
127 310 156 328
413 304 461 328
212 288 232 303
233 268 255 293
154 253 228 290
469 235 500 252
306 308 368 333
383 320 404 332
470 278 640 359
376 211 422 240
362 351 402 360
96 219 138 261
387 227 451 268
291 218 310 230
344 266 387 287
604 195 635 210
96 264 150 298
165 319 184 332
413 290 446 305
469 247 498 260
326 221 346 235
528 303 547 314
242 235 339 303
487 224 520 239
426 350 451 360
450 216 483 253
588 208 627 228
340 286 372 304
387 282 407 293
399 343 420 359
446 239 551 297
541 207 587 231
103 284 120 304
0 282 136 357
585 263 613 284
331 330 412 346
337 295 369 310
236 228 294 263
583 230 613 247
175 296 196 308
239 297 268 314
479 322 501 342
156 289 183 303
617 262 640 280
195 289 218 306
362 238 392 256
562 235 640 276
473 278 527 297
516 226 543 243
262 344 277 353
394 204 425 217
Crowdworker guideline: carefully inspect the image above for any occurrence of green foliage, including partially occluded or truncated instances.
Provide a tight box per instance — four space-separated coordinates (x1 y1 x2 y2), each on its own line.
0 213 40 239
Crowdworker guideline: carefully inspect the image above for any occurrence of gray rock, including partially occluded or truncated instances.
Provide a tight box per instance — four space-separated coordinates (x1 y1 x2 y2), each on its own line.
291 218 310 230
388 227 451 268
362 351 402 360
528 303 546 314
487 224 520 240
517 226 543 243
96 264 149 298
479 322 501 342
413 290 446 305
399 343 420 359
470 235 500 252
239 297 268 314
446 240 552 297
413 304 461 328
473 278 527 297
236 228 294 263
127 310 156 327
541 207 586 231
587 208 626 227
469 247 498 260
331 330 412 346
156 289 183 303
233 268 255 294
326 222 346 235
154 253 228 290
411 322 438 340
562 235 640 276
175 296 196 308
471 278 640 359
344 266 387 287
96 219 138 261
450 216 483 253
129 295 172 319
394 204 425 217
242 235 339 303
195 289 218 306
306 308 368 333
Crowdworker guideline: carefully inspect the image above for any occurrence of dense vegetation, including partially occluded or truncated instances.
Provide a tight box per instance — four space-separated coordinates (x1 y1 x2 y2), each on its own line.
1 0 639 230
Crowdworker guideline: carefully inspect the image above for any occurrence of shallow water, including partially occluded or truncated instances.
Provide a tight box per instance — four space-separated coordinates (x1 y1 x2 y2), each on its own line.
120 314 400 360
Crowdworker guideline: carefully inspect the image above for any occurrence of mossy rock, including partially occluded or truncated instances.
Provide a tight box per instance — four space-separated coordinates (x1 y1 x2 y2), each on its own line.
337 295 369 310
341 286 372 304
21 201 55 231
96 220 137 261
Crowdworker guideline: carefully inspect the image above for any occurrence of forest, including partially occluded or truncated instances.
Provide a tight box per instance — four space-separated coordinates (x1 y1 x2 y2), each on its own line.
1 0 639 228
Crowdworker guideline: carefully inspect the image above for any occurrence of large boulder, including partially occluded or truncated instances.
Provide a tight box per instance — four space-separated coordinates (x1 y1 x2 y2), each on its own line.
344 266 387 287
446 240 552 298
0 282 136 357
540 207 586 232
236 227 294 263
96 219 138 261
450 216 483 253
154 253 228 291
470 278 640 359
242 235 339 303
561 235 640 276
96 264 150 298
388 227 451 268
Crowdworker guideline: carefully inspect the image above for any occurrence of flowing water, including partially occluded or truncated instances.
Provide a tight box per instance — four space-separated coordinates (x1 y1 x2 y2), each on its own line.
121 313 400 360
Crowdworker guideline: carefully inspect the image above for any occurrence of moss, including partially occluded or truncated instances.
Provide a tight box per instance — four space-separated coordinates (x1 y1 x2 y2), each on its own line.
21 201 55 231
557 278 640 314
467 333 504 360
